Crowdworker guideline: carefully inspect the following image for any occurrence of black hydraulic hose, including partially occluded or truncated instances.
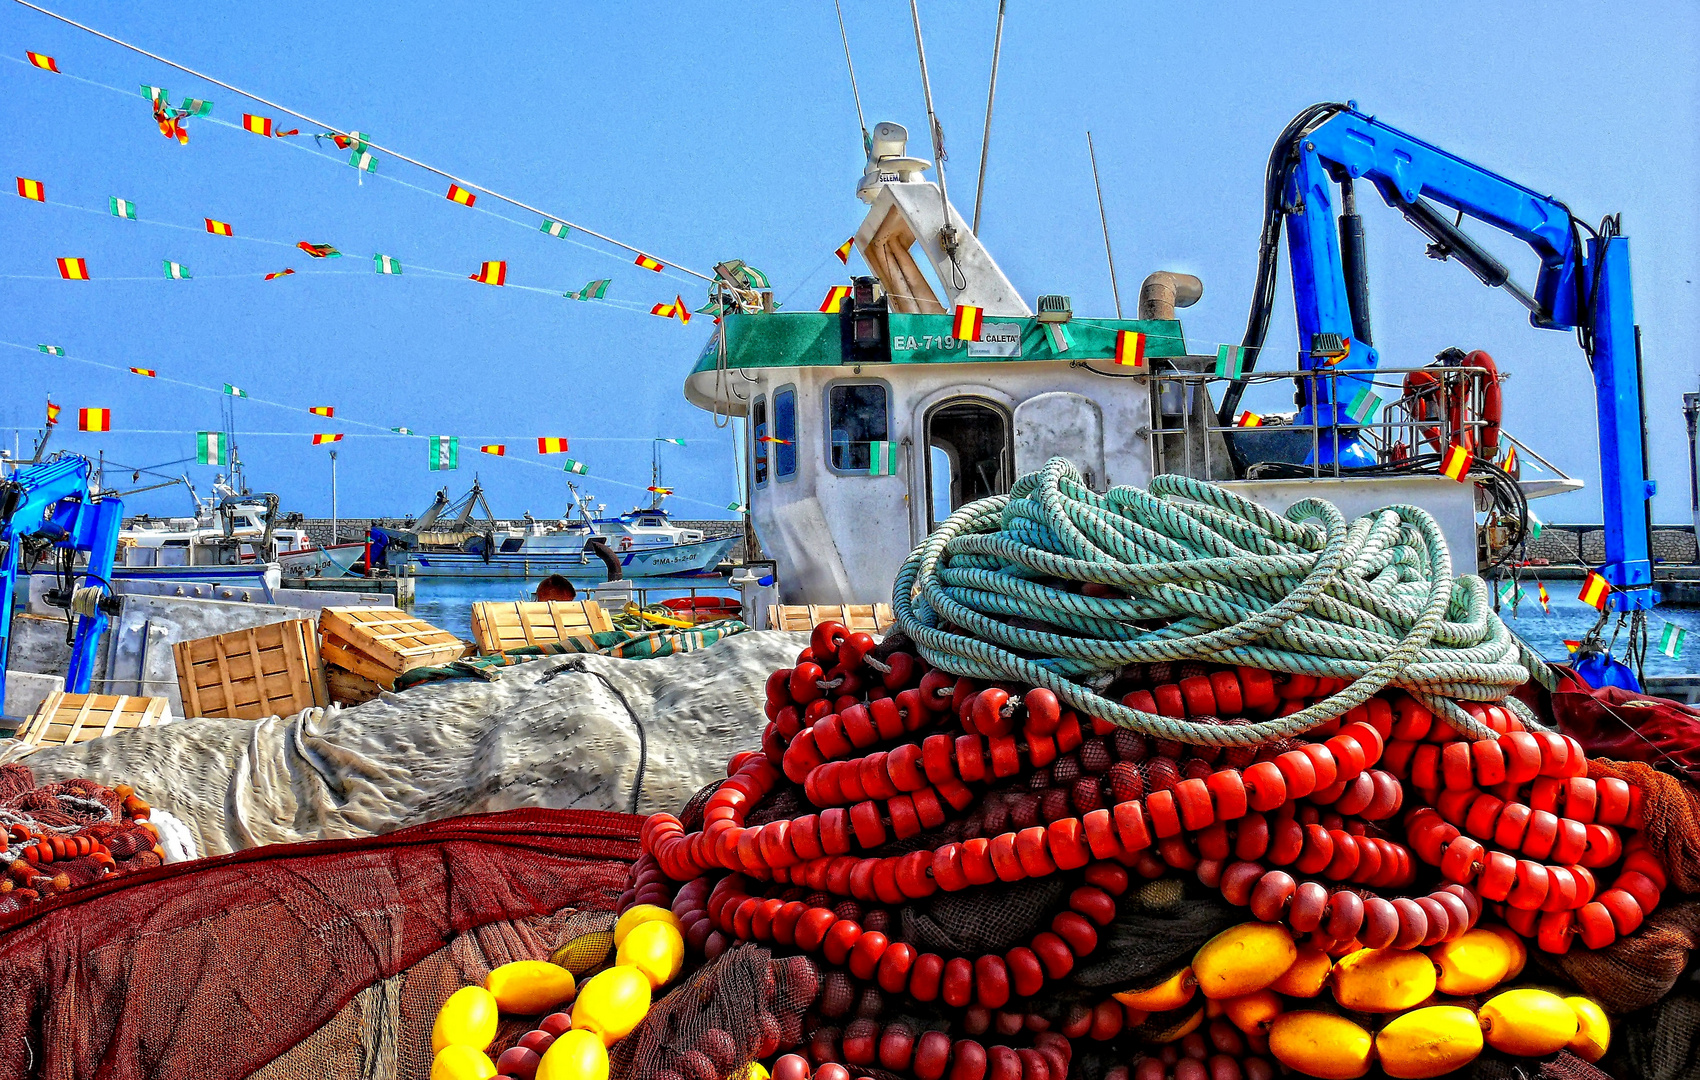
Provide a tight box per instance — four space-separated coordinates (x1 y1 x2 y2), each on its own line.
589 538 623 581
1338 179 1373 346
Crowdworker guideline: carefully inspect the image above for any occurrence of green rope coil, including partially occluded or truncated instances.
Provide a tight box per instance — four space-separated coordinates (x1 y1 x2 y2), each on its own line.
893 458 1548 746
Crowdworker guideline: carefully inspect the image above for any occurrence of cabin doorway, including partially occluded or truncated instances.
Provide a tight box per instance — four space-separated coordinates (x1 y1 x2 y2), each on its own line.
925 398 1012 531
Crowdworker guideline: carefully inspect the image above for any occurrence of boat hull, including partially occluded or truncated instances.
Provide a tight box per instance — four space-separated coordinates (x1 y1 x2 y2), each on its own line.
395 536 737 579
269 542 364 579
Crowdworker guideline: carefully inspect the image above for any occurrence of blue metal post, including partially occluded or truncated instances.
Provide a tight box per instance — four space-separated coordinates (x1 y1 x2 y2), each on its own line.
60 495 125 693
1588 235 1656 609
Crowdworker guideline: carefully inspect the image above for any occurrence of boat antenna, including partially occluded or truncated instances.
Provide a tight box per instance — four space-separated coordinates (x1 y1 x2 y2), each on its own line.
971 0 1008 235
1087 131 1125 318
832 0 870 153
909 0 967 291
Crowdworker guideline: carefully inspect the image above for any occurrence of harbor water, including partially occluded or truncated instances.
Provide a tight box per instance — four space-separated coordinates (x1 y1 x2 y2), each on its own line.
411 573 739 638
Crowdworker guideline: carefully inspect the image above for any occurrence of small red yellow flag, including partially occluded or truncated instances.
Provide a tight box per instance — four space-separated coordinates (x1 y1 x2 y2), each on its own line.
834 237 855 264
242 114 273 137
129 367 156 377
470 261 507 286
634 253 664 272
78 407 110 432
446 184 476 206
537 437 569 454
953 305 984 342
27 52 58 72
673 295 691 326
1114 330 1147 367
311 433 343 444
1236 411 1263 428
310 406 335 417
204 218 233 236
649 301 677 319
1579 571 1611 611
45 402 61 425
264 268 295 280
16 177 44 202
1502 445 1518 474
1440 444 1472 482
820 285 852 314
56 257 89 280
479 444 506 456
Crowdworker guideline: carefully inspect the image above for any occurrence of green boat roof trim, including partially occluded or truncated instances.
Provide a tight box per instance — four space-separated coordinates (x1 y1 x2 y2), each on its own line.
690 312 1188 375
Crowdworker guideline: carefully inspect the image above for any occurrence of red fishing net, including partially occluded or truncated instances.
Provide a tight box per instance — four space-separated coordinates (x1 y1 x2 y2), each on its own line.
0 762 161 914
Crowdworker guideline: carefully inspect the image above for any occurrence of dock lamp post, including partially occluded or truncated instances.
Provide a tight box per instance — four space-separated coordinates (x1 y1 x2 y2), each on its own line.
330 449 338 545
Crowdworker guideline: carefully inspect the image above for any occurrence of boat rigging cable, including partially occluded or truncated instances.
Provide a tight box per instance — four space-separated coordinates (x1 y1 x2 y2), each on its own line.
10 0 714 281
907 0 968 292
1087 131 1124 318
971 0 1007 235
831 0 870 152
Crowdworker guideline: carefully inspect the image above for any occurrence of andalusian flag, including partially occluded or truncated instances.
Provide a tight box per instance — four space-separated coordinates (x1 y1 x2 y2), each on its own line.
480 444 506 456
298 242 340 258
537 438 569 454
16 177 44 202
141 85 168 103
179 98 212 117
1440 444 1472 482
38 345 64 356
310 406 335 417
1496 580 1525 606
1236 411 1263 428
1528 511 1544 540
129 367 156 377
1215 343 1247 378
27 52 59 72
78 408 111 432
391 426 415 435
470 261 506 286
223 384 248 398
565 279 609 301
162 260 191 279
428 436 459 470
45 402 60 425
332 132 369 152
1114 330 1147 368
727 501 748 513
110 196 136 219
446 184 476 206
1579 571 1611 611
1502 445 1519 474
541 220 570 238
953 305 984 342
1043 323 1071 354
311 433 343 444
563 459 589 475
204 218 233 236
1347 386 1381 425
373 254 402 275
820 285 852 313
242 113 273 136
834 237 855 263
658 438 685 446
57 257 89 280
869 441 899 476
196 431 229 465
350 150 377 172
1661 622 1687 659
649 301 678 319
264 269 295 280
1537 581 1551 613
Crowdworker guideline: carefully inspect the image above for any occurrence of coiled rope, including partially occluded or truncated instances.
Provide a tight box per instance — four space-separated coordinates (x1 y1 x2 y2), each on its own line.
894 458 1550 746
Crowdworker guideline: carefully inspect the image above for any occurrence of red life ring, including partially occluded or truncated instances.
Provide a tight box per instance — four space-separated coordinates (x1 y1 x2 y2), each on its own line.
619 536 633 552
1400 350 1502 459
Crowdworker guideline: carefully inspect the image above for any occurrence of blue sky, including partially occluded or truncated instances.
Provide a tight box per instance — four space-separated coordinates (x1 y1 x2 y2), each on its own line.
2 1 1695 524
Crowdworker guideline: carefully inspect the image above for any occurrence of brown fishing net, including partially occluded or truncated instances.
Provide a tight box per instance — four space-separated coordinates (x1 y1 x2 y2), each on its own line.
1605 992 1700 1080
1536 902 1700 1014
1587 757 1700 893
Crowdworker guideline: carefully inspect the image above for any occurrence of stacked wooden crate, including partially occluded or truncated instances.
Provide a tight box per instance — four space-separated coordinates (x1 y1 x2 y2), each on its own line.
767 603 896 634
319 607 470 704
468 600 614 655
17 692 173 749
173 619 328 720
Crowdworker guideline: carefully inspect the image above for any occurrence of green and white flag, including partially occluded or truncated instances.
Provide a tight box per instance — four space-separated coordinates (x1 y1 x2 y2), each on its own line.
429 435 459 471
1215 343 1247 379
565 279 610 301
141 85 169 102
162 260 191 279
37 344 64 356
868 441 899 476
179 97 213 117
223 383 247 398
736 264 771 290
349 149 377 172
1043 322 1071 354
1662 622 1687 659
110 196 136 220
540 219 571 238
1496 580 1525 606
1347 386 1382 425
391 426 415 435
373 254 403 275
658 438 685 446
342 131 370 153
563 458 589 475
1528 511 1544 540
196 431 230 465
728 501 748 513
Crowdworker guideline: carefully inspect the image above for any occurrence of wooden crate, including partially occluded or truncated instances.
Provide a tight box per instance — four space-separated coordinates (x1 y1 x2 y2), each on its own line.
469 601 615 655
767 603 896 634
327 667 385 707
17 692 172 748
318 607 468 690
173 619 328 720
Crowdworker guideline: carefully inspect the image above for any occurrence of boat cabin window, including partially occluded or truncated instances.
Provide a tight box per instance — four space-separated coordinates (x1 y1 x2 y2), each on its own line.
638 516 663 527
827 381 890 474
753 395 769 487
500 537 525 553
774 385 798 480
926 398 1011 530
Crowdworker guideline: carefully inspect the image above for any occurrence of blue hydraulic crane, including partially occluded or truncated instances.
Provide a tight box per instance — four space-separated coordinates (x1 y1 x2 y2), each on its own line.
0 455 125 711
1219 102 1656 612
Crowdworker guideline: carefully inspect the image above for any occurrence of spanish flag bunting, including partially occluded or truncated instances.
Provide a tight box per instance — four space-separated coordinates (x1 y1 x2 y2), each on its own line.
45 402 60 425
446 184 476 206
242 113 273 137
537 437 569 454
332 132 369 152
1236 411 1263 428
820 285 852 314
204 218 233 236
470 261 507 286
129 367 156 377
27 52 59 72
834 237 855 263
1537 581 1551 613
648 486 673 495
757 435 792 445
1502 445 1518 474
674 295 692 326
1563 639 1582 655
952 304 985 342
298 242 341 258
649 301 677 319
38 345 64 356
264 268 295 280
311 433 343 444
310 406 335 417
57 257 89 280
1440 444 1472 482
1114 330 1147 367
78 408 110 432
1579 571 1611 611
479 444 506 456
635 253 664 272
16 177 44 202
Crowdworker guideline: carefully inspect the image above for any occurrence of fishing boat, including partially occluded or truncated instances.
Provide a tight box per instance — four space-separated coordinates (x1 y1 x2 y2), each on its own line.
116 487 361 581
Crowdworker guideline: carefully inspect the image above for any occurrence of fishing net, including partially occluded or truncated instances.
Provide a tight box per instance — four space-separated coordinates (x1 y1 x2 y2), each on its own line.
1554 681 1700 786
0 761 162 914
1607 992 1700 1080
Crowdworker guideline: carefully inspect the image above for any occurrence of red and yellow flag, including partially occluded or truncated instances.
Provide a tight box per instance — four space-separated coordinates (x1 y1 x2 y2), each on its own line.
27 52 58 72
242 114 273 137
1236 411 1263 428
953 305 984 342
673 295 692 326
634 253 663 272
479 444 506 456
45 401 60 425
834 237 855 264
537 437 569 454
446 184 476 206
1579 571 1611 611
129 367 156 377
78 407 110 432
1502 445 1518 474
820 285 852 314
204 218 233 236
1537 581 1551 613
56 257 89 280
470 261 507 286
310 406 335 417
647 486 673 495
311 433 343 444
15 177 44 202
264 268 296 280
649 301 677 319
1440 444 1472 482
1114 330 1147 367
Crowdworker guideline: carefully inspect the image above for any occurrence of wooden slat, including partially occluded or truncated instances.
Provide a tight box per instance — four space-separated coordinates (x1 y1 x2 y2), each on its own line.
767 603 895 633
321 639 401 690
173 619 328 719
320 607 466 674
326 667 385 707
18 692 175 748
467 601 612 655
